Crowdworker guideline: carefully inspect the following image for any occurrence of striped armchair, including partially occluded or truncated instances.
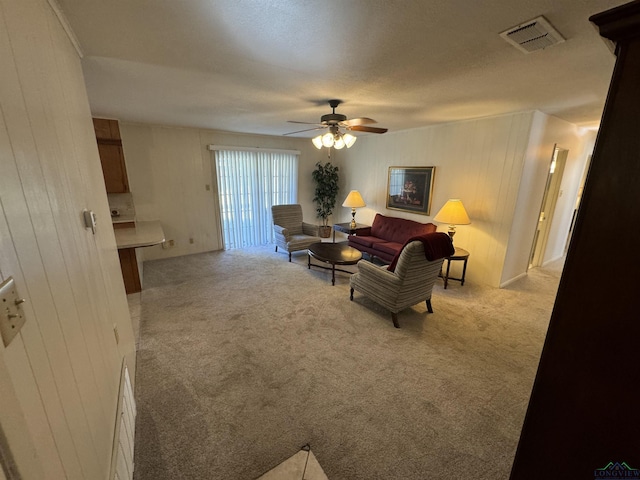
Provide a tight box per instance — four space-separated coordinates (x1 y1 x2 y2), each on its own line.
272 204 322 262
349 238 450 328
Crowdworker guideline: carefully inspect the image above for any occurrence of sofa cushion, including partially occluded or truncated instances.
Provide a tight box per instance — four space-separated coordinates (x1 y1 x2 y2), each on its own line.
375 241 404 256
370 213 436 243
348 235 374 248
350 235 390 248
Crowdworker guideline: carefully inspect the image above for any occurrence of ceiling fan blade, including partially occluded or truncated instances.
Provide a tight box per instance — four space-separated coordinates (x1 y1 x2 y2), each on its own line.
348 125 388 134
342 117 377 127
283 126 327 136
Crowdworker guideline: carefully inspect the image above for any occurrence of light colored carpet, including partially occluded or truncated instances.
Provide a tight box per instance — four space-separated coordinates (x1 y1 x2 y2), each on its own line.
133 246 562 479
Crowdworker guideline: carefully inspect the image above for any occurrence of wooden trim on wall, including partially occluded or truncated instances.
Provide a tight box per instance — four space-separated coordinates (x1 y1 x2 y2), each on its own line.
45 0 83 58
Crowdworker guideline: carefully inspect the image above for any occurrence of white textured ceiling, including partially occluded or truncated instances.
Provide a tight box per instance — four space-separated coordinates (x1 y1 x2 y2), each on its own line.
57 0 626 137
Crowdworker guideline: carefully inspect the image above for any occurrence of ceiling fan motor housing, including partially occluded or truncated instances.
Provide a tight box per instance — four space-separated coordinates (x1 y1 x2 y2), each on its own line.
321 113 347 125
283 98 386 137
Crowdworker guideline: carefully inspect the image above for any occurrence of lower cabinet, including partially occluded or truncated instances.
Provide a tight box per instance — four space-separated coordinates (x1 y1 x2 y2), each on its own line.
118 248 141 294
114 221 165 294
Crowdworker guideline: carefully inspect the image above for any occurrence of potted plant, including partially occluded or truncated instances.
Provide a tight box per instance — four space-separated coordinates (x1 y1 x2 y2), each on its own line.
312 162 339 238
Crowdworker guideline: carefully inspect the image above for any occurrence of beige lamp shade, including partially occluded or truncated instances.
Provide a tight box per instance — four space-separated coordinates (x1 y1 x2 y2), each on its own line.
434 199 471 225
342 190 366 228
434 199 470 241
342 190 366 208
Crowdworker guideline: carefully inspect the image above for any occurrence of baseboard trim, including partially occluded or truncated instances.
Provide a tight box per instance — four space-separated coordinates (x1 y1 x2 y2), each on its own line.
500 272 527 288
541 255 564 268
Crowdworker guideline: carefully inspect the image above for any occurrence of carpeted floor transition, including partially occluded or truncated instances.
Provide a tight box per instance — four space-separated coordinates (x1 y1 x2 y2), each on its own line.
131 245 563 480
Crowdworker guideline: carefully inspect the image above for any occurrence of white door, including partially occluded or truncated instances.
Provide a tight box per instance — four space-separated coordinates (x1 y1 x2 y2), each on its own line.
529 146 568 269
0 347 45 479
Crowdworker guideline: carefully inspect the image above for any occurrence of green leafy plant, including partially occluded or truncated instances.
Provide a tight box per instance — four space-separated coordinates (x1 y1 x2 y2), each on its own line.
312 162 339 229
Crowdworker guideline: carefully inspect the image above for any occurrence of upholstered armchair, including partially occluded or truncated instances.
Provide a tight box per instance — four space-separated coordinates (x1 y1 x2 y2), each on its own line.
271 204 322 262
349 234 454 328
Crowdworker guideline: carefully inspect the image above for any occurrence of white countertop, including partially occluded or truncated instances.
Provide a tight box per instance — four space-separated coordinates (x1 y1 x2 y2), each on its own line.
114 220 165 249
112 213 136 224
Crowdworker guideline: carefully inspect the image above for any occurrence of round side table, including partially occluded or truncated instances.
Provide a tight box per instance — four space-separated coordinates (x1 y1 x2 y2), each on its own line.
442 247 469 289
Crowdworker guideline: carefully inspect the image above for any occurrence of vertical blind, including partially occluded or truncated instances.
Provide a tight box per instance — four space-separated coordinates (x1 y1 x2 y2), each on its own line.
213 148 298 250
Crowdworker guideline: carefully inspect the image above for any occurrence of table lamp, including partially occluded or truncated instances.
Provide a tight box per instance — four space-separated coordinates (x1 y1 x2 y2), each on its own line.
342 190 366 229
433 199 471 243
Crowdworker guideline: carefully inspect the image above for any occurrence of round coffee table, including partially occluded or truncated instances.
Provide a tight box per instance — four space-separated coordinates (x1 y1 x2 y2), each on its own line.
308 242 362 285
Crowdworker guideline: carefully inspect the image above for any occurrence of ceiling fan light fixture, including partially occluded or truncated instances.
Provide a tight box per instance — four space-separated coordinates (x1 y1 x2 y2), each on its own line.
286 100 385 149
343 133 356 148
312 135 323 149
322 132 334 148
311 131 355 149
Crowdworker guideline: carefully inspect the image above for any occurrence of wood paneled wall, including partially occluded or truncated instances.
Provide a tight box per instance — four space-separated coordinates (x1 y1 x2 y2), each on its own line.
0 0 135 477
120 111 595 286
340 112 595 287
340 112 535 287
120 122 326 261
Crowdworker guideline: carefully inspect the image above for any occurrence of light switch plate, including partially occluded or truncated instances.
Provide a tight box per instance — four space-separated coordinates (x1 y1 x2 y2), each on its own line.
0 277 26 347
83 209 97 234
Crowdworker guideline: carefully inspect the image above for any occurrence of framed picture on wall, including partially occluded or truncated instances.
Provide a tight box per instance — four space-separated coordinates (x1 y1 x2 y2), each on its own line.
386 166 436 215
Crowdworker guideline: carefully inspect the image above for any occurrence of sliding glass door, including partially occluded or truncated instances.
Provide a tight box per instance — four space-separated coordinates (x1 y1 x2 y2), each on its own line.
213 148 298 250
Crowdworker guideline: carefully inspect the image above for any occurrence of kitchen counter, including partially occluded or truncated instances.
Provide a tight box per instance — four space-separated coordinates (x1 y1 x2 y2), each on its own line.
112 213 136 224
114 221 165 249
114 221 165 294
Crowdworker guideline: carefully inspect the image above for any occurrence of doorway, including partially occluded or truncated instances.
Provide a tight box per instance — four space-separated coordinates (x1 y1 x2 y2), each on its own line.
529 145 568 269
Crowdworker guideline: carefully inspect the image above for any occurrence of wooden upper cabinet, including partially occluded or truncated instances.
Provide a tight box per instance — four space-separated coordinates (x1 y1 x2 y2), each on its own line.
97 142 129 193
93 117 121 141
92 118 129 193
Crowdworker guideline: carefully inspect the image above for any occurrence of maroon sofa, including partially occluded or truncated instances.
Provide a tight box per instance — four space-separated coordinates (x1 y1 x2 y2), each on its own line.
348 213 437 263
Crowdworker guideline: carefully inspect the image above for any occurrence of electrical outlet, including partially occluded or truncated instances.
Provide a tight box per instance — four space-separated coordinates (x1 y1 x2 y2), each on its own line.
189 238 194 244
0 277 27 347
169 239 175 247
205 184 211 191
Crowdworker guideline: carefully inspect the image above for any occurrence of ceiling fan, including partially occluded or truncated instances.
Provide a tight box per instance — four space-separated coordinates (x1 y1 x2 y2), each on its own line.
284 99 387 149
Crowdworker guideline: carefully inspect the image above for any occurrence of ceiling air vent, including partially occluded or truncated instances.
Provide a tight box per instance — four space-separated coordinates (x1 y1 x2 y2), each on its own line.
500 16 565 53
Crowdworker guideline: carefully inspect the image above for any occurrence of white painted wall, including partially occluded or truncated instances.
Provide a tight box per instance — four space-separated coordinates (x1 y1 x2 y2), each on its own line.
0 0 135 477
540 121 596 265
120 122 328 260
501 111 596 285
340 112 535 287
